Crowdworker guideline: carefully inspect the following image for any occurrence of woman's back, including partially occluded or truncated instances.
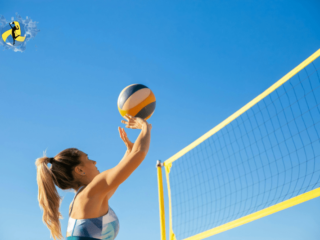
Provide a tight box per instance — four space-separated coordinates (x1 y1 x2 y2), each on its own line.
66 186 120 240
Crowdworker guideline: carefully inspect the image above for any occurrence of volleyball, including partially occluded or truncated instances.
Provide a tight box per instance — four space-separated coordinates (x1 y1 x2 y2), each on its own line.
117 84 156 120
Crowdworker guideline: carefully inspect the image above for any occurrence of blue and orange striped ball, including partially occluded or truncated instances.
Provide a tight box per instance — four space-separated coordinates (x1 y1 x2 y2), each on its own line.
117 84 156 120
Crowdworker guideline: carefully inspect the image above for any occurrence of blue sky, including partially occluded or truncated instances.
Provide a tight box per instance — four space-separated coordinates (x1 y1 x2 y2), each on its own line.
0 1 320 240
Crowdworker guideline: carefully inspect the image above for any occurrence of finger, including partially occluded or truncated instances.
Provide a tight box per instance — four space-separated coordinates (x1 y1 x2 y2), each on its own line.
121 120 128 124
118 128 125 140
120 128 124 137
120 127 127 138
124 132 128 139
126 114 134 119
119 128 124 139
123 115 129 121
122 130 128 139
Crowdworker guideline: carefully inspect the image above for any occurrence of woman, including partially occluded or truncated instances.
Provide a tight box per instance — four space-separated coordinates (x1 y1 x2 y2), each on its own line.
35 114 152 240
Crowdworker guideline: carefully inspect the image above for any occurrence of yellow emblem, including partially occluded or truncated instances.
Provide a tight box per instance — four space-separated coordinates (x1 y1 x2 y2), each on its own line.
2 21 26 43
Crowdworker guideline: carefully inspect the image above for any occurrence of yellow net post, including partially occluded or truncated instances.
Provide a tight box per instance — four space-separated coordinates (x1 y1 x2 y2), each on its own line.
164 162 177 240
157 160 166 240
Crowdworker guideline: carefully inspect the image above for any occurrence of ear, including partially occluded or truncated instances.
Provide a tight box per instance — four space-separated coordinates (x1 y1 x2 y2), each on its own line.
74 166 84 175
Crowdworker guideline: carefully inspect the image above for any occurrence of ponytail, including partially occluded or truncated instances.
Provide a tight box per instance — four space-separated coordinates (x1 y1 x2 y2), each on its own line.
35 148 82 240
35 154 63 240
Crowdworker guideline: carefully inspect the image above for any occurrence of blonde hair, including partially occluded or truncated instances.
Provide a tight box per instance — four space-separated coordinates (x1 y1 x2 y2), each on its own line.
35 148 82 240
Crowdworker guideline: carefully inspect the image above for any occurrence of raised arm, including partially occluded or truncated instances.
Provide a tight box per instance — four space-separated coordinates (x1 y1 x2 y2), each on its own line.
86 115 152 198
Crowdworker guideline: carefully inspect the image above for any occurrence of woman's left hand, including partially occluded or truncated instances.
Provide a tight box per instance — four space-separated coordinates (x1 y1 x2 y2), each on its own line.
118 127 134 152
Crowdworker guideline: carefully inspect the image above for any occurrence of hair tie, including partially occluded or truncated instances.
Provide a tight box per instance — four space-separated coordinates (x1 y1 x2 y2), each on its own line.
49 158 55 164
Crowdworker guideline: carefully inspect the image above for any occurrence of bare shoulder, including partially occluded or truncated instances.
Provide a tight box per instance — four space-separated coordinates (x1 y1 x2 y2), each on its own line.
82 151 144 200
82 169 114 199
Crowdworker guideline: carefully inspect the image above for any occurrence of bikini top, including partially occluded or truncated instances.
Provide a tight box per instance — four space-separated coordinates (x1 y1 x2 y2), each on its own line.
66 186 120 240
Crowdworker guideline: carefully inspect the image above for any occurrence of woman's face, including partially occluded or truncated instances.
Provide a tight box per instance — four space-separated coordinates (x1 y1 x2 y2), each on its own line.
76 152 100 182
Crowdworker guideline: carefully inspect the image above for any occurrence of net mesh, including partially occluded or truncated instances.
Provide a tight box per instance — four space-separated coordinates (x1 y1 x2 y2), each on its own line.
167 58 320 240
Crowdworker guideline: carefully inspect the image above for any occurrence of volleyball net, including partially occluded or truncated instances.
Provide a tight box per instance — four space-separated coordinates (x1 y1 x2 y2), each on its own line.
157 49 320 240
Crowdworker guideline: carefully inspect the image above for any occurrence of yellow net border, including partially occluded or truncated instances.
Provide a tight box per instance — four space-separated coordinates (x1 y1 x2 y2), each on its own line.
159 49 320 240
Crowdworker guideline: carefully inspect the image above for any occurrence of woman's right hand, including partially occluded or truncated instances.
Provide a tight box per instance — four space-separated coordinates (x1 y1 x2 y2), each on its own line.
121 114 152 130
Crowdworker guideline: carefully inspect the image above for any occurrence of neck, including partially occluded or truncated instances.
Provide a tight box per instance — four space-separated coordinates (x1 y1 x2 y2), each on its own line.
75 185 85 193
